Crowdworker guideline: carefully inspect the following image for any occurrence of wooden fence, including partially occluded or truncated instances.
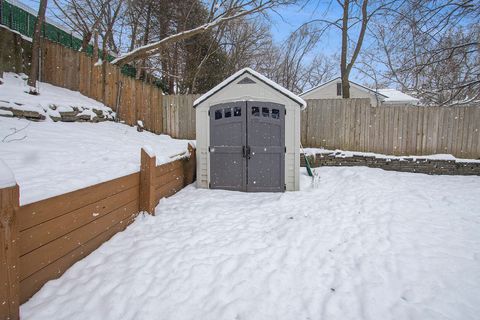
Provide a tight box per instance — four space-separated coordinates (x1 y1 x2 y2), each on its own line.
302 99 480 159
40 40 200 139
162 94 199 139
0 145 196 319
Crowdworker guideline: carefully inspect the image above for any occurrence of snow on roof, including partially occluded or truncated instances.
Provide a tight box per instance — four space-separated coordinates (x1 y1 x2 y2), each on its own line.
377 89 419 104
193 68 306 109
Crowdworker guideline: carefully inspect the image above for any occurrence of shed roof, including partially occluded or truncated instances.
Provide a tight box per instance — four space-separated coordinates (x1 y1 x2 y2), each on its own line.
193 68 306 109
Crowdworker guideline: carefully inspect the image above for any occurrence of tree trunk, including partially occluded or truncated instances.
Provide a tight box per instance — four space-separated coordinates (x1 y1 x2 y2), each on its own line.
93 29 99 63
28 0 48 92
137 2 152 81
340 0 350 98
80 31 92 52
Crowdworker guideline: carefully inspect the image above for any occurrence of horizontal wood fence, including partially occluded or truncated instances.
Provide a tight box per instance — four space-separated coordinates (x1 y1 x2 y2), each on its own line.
0 145 196 319
302 99 480 159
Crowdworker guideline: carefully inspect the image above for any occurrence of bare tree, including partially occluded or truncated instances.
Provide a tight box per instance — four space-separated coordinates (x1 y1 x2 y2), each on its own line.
302 0 396 98
28 0 48 93
370 0 480 105
111 0 295 66
51 0 108 52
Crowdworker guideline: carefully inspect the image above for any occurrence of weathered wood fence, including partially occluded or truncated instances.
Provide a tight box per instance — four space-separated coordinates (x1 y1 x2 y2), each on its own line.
0 145 196 319
302 99 480 159
41 41 200 140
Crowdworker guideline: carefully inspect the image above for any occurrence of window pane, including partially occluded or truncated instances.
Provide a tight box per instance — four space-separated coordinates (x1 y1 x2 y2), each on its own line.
272 109 280 119
224 108 232 118
252 106 260 116
234 107 241 117
336 83 342 96
215 110 222 120
262 107 269 117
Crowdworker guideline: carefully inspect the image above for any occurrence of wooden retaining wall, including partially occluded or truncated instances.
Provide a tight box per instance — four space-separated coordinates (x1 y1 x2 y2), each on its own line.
0 145 196 319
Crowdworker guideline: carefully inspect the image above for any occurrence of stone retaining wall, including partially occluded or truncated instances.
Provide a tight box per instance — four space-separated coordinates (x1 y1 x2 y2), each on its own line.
301 152 480 176
0 105 114 122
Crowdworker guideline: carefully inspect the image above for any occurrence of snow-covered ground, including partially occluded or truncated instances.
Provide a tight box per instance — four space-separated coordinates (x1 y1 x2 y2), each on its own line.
21 168 480 320
0 117 190 204
0 72 114 120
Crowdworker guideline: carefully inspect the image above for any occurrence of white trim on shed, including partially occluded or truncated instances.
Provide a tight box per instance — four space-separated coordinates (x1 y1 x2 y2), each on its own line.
194 68 304 192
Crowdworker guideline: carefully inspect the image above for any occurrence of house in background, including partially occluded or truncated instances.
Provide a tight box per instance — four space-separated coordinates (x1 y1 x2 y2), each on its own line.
300 77 419 106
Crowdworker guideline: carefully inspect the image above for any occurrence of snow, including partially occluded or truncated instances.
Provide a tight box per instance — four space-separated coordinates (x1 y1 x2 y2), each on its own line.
0 109 13 117
20 167 480 320
0 159 16 188
378 89 419 104
193 68 307 109
304 147 480 163
0 117 190 205
0 24 33 42
0 73 114 120
142 145 155 158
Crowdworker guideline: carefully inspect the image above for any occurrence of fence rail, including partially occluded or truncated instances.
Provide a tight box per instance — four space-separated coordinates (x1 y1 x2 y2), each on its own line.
0 146 196 319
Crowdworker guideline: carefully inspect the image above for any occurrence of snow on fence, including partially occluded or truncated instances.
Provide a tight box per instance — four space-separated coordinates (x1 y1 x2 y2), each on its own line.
0 145 196 319
301 99 480 159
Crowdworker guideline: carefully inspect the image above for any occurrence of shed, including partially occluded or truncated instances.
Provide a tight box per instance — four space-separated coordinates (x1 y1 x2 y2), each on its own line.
193 68 306 192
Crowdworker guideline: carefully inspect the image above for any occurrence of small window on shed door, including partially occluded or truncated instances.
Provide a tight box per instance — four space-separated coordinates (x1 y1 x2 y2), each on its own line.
336 82 342 96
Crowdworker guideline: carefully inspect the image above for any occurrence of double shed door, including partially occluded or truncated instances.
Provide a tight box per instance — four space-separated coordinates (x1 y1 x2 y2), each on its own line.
209 101 285 192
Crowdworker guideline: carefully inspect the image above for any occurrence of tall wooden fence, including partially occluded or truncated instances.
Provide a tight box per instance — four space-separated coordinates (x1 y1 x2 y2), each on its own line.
302 99 480 159
41 41 201 139
162 94 199 139
0 146 196 319
40 40 164 133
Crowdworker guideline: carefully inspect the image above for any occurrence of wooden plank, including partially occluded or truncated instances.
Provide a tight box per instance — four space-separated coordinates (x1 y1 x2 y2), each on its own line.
474 108 480 158
19 200 139 281
301 101 308 145
415 107 423 155
401 107 408 155
17 173 139 231
0 185 20 319
156 167 184 188
460 106 470 157
19 213 137 304
392 106 399 154
19 186 139 256
156 159 183 177
155 176 185 202
140 148 156 215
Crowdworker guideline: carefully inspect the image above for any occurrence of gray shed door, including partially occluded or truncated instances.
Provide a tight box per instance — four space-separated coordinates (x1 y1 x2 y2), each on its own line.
209 101 285 192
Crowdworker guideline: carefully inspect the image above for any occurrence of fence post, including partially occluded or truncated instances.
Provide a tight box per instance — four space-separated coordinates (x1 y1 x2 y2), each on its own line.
183 143 196 186
0 181 20 320
139 148 156 215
